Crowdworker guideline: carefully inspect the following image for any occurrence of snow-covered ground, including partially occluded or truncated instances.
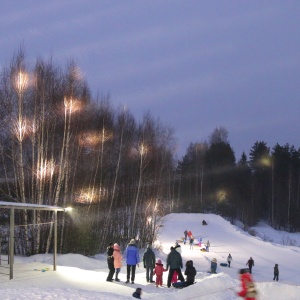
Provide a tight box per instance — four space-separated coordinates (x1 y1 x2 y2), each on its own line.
1 213 300 299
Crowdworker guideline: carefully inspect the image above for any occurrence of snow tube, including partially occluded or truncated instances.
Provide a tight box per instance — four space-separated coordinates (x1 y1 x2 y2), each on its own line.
220 263 228 267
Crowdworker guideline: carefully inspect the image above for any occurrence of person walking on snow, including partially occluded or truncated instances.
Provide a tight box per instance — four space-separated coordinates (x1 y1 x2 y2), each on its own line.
125 239 140 284
153 259 168 287
112 243 122 282
106 242 115 282
227 254 233 268
184 230 188 244
273 264 279 281
143 244 155 283
166 247 185 287
246 257 254 274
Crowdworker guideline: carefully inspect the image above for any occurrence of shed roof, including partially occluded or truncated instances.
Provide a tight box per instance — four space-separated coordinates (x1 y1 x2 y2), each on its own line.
0 201 65 211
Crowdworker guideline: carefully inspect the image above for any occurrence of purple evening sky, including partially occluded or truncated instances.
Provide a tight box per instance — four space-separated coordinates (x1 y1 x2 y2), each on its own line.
1 0 299 159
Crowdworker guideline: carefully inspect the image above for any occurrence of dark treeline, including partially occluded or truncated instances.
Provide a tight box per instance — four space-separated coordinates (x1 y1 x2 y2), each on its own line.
177 127 300 232
0 50 299 256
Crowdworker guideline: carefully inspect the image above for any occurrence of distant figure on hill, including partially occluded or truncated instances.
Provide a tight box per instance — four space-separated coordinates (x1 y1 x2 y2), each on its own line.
206 240 210 252
211 258 217 274
184 229 188 244
189 237 194 250
227 254 233 268
273 264 279 281
202 220 208 225
246 257 254 274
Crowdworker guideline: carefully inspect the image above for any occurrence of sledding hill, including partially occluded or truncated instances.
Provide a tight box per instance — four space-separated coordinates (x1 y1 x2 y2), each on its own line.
158 213 300 285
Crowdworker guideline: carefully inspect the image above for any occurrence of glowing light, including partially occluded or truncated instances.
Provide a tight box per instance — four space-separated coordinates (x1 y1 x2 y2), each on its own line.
260 156 272 167
217 190 227 202
13 119 28 142
36 159 56 180
64 207 73 212
139 144 147 156
64 97 83 114
75 189 97 204
147 216 152 225
78 130 113 148
16 71 28 92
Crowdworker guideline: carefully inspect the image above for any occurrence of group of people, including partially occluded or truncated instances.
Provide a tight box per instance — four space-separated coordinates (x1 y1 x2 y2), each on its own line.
183 229 210 251
106 239 197 299
106 239 140 284
106 238 278 299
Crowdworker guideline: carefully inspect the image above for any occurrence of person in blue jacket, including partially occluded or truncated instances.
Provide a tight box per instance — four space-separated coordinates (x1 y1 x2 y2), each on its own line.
125 239 140 284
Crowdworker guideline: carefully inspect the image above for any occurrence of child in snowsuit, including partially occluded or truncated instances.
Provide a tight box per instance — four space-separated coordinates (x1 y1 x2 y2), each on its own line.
238 268 257 300
171 270 178 283
273 264 279 281
113 243 122 281
153 259 168 287
211 258 217 274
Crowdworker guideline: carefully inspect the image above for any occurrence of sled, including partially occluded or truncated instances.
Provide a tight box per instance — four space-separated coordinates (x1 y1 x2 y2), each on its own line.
220 263 228 267
200 248 207 252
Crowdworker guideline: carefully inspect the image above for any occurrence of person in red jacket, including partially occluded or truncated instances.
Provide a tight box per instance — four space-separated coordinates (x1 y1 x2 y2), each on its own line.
237 268 257 300
153 259 168 287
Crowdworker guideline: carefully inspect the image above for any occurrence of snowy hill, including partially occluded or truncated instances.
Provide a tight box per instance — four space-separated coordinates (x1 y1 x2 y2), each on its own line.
0 213 300 299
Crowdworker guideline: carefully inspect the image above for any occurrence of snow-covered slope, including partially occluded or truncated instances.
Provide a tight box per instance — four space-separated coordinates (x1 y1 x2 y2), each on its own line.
0 213 299 299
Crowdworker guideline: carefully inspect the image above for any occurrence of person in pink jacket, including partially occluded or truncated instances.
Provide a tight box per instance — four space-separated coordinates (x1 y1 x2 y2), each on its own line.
153 259 168 287
113 243 122 282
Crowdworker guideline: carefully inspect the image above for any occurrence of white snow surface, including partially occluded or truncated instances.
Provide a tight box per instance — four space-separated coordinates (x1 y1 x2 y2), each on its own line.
1 213 300 299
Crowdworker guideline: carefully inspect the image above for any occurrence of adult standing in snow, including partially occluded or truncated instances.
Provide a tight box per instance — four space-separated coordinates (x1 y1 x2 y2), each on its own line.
112 243 122 282
106 242 115 282
184 229 188 244
166 247 185 288
227 254 233 268
237 268 257 300
125 239 140 284
143 244 155 283
174 241 182 254
273 264 279 281
246 257 254 274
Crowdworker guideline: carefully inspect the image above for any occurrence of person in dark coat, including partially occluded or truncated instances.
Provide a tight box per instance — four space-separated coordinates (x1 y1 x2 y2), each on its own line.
246 257 254 274
227 254 233 268
143 244 155 283
132 287 142 299
172 260 196 288
106 242 115 282
166 247 185 288
125 239 140 284
184 230 188 244
184 260 196 286
273 264 279 281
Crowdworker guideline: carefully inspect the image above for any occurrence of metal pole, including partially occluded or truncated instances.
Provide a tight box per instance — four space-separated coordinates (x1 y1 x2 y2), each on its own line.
9 208 14 280
54 210 57 271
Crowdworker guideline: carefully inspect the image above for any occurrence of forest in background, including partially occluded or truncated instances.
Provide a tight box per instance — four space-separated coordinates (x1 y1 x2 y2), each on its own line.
0 50 299 256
